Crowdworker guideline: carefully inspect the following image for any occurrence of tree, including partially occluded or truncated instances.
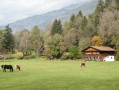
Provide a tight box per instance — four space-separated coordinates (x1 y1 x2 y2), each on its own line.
63 28 77 50
92 36 102 46
70 13 75 21
78 10 83 17
98 9 119 49
115 0 119 9
51 19 63 36
78 37 92 50
30 25 42 56
93 13 100 35
74 15 83 30
97 0 105 12
93 0 105 34
57 20 63 35
69 46 79 59
105 0 112 7
81 16 88 29
2 25 15 52
51 19 58 35
45 34 63 58
69 14 76 29
19 31 30 55
15 29 30 54
63 21 70 35
15 29 30 53
0 30 5 51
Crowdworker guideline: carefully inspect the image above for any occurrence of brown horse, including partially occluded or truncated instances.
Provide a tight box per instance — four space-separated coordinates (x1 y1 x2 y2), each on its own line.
80 63 86 67
15 65 20 71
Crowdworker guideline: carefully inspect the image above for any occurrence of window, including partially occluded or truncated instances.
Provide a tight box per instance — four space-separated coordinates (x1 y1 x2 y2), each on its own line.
111 57 113 59
86 52 89 54
92 52 93 54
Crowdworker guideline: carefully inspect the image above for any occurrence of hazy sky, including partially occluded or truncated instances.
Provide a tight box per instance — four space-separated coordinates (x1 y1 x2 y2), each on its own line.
0 0 88 26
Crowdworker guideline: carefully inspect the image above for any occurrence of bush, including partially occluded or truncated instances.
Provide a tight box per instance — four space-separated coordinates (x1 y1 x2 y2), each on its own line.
30 52 36 59
8 54 16 59
69 46 79 59
23 52 36 59
40 56 46 58
30 55 36 59
115 55 119 61
16 52 23 60
7 52 16 59
61 52 70 60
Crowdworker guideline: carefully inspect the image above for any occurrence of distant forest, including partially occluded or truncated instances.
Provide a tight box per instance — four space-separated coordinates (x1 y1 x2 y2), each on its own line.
0 0 119 60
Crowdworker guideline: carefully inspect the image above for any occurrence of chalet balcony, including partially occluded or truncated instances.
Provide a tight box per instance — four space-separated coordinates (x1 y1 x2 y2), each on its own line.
82 54 101 58
82 54 115 58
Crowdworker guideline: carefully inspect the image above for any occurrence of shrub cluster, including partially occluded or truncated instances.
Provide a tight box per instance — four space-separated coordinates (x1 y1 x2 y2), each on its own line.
61 52 70 60
16 52 23 59
115 55 119 61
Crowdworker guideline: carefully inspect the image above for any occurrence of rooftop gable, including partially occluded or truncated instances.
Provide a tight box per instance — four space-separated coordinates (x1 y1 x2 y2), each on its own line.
82 46 116 52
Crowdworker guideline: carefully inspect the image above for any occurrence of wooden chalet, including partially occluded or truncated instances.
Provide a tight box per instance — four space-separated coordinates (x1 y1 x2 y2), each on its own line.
82 46 116 62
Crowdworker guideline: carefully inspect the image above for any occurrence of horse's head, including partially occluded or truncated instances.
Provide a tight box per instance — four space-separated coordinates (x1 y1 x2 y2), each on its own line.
1 65 4 69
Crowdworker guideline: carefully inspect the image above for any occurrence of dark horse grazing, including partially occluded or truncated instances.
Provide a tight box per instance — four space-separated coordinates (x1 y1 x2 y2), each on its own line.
80 63 86 67
15 65 20 71
1 65 13 72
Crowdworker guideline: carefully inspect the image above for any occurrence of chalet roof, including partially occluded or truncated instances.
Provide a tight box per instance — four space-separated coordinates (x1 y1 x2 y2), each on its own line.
82 46 116 52
39 45 45 51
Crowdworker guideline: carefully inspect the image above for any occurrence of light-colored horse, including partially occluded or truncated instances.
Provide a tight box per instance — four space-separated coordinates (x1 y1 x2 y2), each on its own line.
15 65 20 71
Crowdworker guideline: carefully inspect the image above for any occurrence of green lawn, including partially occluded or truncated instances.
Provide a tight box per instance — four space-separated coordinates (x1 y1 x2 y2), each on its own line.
0 60 119 90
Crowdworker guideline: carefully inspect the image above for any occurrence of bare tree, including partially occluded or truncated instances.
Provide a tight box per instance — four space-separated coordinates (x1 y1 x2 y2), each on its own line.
19 31 30 53
98 9 119 49
64 28 77 49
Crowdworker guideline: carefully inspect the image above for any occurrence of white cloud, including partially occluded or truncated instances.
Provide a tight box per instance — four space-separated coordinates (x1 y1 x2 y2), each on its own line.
0 0 87 26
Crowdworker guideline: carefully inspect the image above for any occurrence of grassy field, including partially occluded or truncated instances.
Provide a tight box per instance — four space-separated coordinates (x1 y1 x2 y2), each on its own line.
0 59 119 90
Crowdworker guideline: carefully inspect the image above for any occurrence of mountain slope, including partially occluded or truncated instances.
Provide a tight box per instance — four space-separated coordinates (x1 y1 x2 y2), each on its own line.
0 0 98 32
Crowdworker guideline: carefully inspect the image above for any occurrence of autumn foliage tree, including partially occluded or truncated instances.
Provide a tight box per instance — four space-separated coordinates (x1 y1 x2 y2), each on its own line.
92 36 102 46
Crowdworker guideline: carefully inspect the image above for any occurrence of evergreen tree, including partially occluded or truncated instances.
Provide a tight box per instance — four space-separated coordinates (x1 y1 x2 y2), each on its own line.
81 16 88 29
78 10 83 17
51 19 63 36
115 0 119 9
97 0 105 12
105 0 112 7
2 25 14 52
69 14 76 29
94 12 100 35
57 20 63 35
88 14 94 23
0 30 5 51
93 0 105 35
51 19 58 35
70 13 75 21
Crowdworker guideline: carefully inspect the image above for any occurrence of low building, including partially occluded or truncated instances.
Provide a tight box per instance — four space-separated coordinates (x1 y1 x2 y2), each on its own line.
82 46 116 62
